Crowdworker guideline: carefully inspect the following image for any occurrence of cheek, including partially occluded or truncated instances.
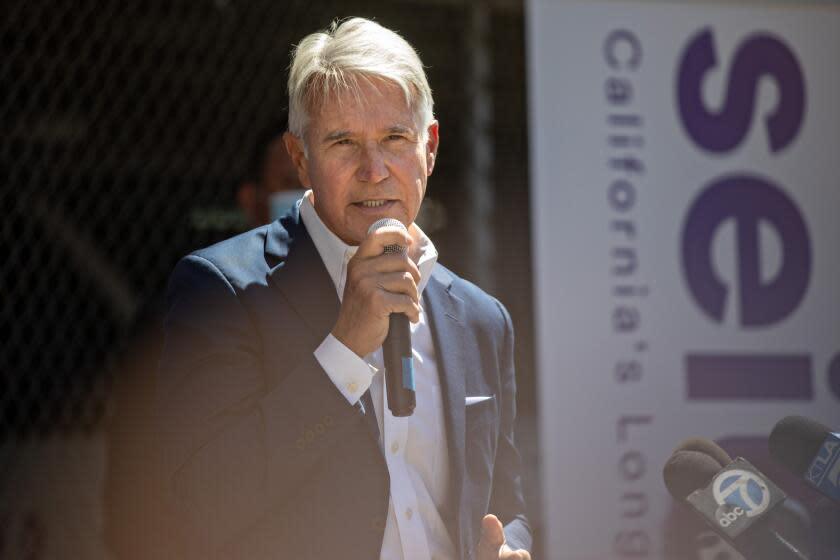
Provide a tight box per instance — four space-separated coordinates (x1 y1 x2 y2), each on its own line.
316 157 357 185
391 150 427 179
308 156 339 183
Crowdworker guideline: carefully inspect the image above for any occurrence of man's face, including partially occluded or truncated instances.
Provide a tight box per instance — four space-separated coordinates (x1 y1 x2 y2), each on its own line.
284 78 439 245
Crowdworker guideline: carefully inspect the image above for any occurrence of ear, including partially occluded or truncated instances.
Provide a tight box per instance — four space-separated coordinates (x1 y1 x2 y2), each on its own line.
283 131 312 187
425 120 440 176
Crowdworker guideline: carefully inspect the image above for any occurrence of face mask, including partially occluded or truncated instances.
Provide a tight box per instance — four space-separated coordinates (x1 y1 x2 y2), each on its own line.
268 189 306 221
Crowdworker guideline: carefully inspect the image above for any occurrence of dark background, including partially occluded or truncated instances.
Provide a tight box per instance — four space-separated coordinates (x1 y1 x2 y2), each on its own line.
0 0 540 557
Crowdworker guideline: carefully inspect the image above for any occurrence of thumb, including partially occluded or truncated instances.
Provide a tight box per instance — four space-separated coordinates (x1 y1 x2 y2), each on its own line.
476 514 505 559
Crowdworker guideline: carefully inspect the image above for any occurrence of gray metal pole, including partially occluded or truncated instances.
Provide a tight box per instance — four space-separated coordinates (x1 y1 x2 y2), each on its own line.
464 0 495 292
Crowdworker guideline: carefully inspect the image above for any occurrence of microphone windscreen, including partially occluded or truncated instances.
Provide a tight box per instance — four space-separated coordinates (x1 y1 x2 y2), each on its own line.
672 437 732 468
368 218 408 255
663 450 722 501
769 415 832 476
367 218 407 235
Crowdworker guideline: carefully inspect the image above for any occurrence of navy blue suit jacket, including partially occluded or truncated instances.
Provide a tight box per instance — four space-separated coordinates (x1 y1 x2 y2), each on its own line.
157 207 531 559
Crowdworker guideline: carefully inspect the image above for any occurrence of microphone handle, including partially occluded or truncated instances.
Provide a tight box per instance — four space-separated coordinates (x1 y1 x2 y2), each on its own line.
741 528 810 560
384 313 415 417
814 501 840 560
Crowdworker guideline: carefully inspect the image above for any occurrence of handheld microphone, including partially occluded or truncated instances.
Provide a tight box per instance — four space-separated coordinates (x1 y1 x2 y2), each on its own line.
663 442 810 559
769 416 840 506
368 218 415 417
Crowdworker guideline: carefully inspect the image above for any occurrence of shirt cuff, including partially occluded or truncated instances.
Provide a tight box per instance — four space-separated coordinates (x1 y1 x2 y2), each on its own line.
314 334 377 405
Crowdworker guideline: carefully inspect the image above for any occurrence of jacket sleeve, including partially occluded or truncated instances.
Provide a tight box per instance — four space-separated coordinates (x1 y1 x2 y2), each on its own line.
489 299 533 553
156 254 371 558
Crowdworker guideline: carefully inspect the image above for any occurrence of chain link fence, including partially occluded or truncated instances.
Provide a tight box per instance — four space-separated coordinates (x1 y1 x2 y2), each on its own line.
1 1 537 558
0 0 487 441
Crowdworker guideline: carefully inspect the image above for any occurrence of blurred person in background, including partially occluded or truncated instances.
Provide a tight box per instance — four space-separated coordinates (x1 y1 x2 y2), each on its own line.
237 114 306 226
157 16 531 560
103 114 301 560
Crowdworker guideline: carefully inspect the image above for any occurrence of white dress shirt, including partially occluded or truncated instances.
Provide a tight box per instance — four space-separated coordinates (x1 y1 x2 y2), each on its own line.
299 192 457 560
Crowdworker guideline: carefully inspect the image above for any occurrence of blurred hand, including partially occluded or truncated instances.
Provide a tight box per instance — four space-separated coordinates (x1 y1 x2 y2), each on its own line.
332 225 421 357
476 514 532 560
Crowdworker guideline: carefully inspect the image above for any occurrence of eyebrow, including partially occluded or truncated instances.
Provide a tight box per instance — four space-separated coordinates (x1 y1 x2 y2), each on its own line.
323 130 351 143
387 125 413 135
322 125 416 144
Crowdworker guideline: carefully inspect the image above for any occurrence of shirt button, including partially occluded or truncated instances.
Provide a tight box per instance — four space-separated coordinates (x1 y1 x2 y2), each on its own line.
346 381 359 393
390 441 399 454
405 507 413 520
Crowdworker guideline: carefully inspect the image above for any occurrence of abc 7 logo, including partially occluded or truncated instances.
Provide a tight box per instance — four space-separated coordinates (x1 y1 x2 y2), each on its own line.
829 453 840 487
712 469 770 528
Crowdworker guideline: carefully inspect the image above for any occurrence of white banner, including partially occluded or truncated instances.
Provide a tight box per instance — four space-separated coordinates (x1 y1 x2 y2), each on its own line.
527 1 840 557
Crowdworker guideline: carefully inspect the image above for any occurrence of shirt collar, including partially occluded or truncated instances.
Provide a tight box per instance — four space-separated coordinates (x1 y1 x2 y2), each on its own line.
299 189 438 301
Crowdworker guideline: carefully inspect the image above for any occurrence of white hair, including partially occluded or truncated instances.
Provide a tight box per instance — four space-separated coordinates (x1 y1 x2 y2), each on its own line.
287 17 434 141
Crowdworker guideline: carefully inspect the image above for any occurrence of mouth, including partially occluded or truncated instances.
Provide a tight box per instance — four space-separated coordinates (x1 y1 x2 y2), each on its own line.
353 199 397 210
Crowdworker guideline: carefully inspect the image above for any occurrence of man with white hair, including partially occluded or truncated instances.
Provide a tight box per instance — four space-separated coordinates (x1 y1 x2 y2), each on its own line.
158 17 531 560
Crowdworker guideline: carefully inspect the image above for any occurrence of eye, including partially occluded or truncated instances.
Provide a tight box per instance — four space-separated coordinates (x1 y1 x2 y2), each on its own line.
334 138 354 146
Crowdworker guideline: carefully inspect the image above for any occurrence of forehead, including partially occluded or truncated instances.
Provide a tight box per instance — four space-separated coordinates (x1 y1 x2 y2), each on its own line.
309 78 418 135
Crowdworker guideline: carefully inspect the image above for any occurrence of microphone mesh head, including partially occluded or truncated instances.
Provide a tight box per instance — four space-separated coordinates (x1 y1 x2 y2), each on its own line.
662 450 722 500
769 415 831 475
367 218 408 255
672 437 732 468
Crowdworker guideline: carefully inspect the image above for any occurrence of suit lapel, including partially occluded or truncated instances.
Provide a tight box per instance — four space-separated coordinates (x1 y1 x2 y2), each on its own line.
424 266 467 556
265 211 381 445
266 210 339 339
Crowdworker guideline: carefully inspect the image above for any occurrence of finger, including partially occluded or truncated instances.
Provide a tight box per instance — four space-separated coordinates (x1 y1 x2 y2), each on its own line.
476 514 505 559
379 292 421 322
373 272 419 303
499 547 531 560
356 226 413 258
357 252 421 284
481 514 505 544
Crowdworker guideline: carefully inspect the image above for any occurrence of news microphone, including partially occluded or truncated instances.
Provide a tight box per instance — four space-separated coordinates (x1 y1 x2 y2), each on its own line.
368 218 415 417
813 499 840 560
769 416 840 506
672 436 734 468
663 445 810 559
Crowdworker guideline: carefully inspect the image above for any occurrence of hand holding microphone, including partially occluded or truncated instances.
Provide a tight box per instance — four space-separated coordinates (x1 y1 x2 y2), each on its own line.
331 218 419 416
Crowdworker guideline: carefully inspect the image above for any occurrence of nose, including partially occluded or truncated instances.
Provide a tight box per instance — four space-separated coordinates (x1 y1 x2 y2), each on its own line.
356 142 389 183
